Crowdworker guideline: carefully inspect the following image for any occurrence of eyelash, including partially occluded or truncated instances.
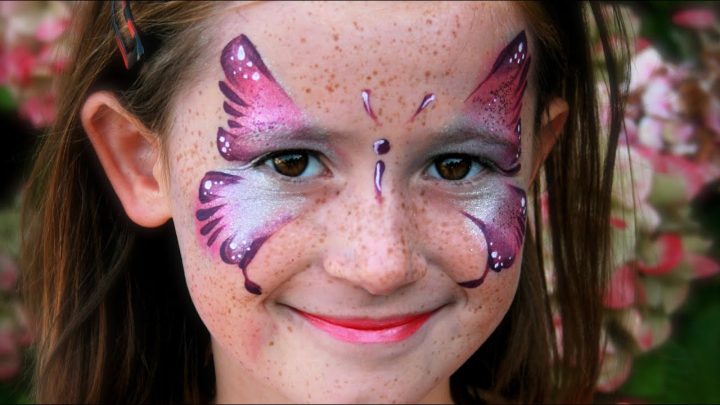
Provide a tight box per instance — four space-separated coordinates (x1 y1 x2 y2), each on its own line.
250 150 492 184
253 149 328 181
424 153 491 183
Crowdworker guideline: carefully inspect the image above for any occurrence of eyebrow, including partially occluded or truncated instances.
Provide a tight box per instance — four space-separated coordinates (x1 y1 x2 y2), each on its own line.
437 121 516 149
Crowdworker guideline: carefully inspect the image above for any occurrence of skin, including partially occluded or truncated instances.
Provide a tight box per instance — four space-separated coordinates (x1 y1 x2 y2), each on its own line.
81 2 568 403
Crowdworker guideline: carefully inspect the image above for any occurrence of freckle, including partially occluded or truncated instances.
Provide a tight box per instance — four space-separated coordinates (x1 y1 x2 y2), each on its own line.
426 18 433 25
269 341 274 346
305 88 311 94
287 326 293 333
333 33 339 41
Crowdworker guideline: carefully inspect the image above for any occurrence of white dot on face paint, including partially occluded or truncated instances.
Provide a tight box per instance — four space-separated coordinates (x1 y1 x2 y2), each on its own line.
252 72 260 81
243 74 248 79
246 61 253 67
491 251 498 258
230 242 237 249
225 141 230 147
221 147 227 153
219 136 225 142
204 180 212 190
519 42 523 52
521 198 526 207
237 45 245 60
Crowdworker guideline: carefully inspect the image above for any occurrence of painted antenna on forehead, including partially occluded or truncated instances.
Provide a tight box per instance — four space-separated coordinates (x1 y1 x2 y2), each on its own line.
216 34 303 161
464 30 530 167
361 89 379 124
409 93 436 122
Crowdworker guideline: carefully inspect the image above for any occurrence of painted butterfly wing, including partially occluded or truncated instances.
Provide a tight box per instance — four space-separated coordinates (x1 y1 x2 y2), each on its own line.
217 34 303 161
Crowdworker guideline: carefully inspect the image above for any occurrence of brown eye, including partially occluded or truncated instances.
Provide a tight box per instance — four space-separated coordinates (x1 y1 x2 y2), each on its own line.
272 152 309 177
433 155 472 180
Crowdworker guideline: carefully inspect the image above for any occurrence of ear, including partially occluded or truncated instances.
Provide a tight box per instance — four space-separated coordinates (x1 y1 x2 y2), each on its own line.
530 98 569 184
80 91 171 227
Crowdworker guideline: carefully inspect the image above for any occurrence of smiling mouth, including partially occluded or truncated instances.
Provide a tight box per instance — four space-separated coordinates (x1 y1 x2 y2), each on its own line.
292 308 439 344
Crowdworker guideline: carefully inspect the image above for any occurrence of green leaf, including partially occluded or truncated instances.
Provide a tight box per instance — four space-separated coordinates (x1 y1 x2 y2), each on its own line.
0 87 17 111
618 278 720 402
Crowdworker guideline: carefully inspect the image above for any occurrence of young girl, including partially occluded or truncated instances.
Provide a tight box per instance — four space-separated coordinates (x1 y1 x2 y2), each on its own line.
21 2 629 403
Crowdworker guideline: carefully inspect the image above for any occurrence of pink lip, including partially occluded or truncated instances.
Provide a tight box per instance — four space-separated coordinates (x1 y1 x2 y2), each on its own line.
294 309 437 344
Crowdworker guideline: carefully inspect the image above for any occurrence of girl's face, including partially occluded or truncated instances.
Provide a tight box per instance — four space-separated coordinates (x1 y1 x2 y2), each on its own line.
166 2 536 403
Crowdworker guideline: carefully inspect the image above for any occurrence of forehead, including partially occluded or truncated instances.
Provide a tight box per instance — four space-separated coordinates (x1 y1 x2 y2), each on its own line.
201 2 528 132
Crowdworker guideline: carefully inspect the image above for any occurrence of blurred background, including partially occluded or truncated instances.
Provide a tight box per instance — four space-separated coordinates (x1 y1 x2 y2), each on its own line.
0 2 718 403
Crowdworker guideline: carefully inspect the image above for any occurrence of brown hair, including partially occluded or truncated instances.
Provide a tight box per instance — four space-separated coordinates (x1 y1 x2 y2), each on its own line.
21 2 629 403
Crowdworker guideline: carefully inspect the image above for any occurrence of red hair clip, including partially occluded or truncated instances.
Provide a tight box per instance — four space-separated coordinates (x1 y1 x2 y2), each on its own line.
111 0 145 70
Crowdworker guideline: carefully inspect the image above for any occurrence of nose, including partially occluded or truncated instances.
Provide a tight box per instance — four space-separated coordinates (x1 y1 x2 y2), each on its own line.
322 188 427 296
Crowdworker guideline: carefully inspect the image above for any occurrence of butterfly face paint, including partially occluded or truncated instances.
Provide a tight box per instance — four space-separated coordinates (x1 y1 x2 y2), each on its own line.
456 31 530 288
372 139 390 202
410 93 436 122
361 89 379 124
195 34 306 295
464 31 529 175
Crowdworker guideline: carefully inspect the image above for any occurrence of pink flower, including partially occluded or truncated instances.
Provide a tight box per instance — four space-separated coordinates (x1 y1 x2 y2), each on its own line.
643 76 676 120
596 339 633 393
19 93 56 128
636 147 717 200
3 46 36 86
620 309 671 351
604 265 636 309
629 47 663 92
637 233 684 276
686 254 720 279
637 116 664 150
612 145 654 208
672 8 718 30
0 253 18 292
35 15 69 42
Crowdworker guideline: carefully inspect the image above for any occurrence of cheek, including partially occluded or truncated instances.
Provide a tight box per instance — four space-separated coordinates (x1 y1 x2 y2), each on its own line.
193 172 308 295
411 181 527 289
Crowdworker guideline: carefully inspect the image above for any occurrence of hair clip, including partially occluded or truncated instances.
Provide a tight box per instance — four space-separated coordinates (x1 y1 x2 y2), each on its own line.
111 0 145 70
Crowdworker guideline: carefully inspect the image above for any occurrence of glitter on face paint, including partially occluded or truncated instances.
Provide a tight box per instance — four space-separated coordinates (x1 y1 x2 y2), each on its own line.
361 89 378 123
195 34 305 295
453 31 530 289
464 31 530 172
373 138 390 155
458 185 527 288
374 160 386 202
410 93 436 121
215 34 303 161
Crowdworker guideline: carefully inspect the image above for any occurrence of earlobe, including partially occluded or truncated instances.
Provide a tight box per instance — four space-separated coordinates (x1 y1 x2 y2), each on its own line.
80 91 171 228
530 98 569 183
